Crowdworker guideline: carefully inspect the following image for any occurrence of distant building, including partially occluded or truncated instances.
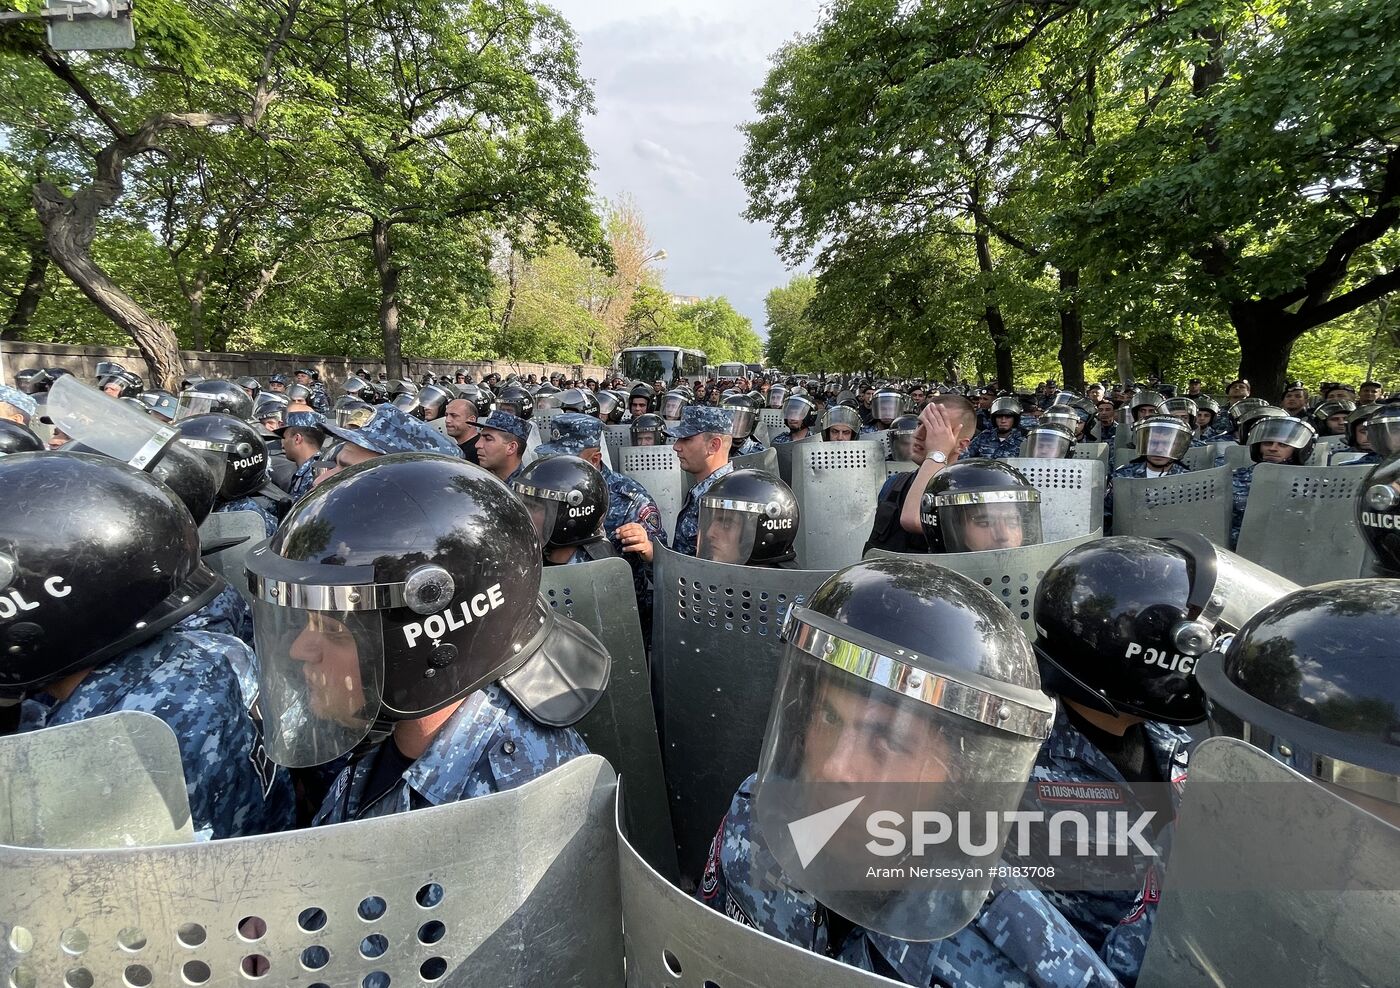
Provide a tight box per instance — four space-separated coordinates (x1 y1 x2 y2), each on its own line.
668 293 702 307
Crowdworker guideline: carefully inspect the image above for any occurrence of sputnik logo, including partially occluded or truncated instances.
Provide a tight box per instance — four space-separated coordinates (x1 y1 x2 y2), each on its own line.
786 796 864 867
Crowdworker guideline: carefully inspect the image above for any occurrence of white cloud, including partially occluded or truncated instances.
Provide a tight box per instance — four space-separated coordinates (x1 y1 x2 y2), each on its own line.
549 0 824 336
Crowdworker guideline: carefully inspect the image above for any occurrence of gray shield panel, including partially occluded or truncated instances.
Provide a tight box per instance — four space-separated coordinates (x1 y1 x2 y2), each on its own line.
866 533 1097 639
617 783 899 988
1114 465 1233 546
0 711 192 849
1001 457 1106 544
540 560 678 883
774 433 821 486
886 460 916 479
1307 434 1347 465
1224 443 1252 469
1329 450 1366 465
731 447 777 475
1138 738 1400 988
756 408 783 446
604 423 632 464
1235 464 1371 583
0 755 622 987
620 445 686 539
790 440 887 570
1071 441 1110 471
1113 446 1139 469
1183 443 1230 471
652 545 833 880
198 511 267 605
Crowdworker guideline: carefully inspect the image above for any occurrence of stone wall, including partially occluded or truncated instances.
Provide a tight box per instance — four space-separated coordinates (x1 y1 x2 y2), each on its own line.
0 340 612 391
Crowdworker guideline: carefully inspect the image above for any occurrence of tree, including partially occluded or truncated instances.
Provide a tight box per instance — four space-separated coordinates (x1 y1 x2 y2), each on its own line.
763 274 815 370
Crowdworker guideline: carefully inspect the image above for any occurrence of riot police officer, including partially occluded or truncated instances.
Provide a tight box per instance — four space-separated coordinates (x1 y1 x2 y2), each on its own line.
697 558 1117 986
1105 416 1193 534
246 453 610 823
862 388 908 434
272 410 326 501
694 469 798 567
1231 416 1318 548
771 394 817 445
963 396 1026 459
0 452 294 838
886 414 919 461
1020 422 1076 458
722 394 766 457
628 383 655 420
175 413 282 535
1354 406 1400 574
1332 403 1381 465
819 404 860 442
496 384 534 420
1023 534 1296 984
95 361 142 398
513 455 617 565
630 412 666 447
919 459 1044 552
175 378 255 422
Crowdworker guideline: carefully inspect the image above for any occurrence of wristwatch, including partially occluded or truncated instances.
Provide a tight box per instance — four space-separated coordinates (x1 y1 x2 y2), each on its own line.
930 450 948 464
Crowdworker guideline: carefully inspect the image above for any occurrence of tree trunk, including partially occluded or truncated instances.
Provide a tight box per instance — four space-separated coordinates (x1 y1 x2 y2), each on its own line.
1232 301 1298 399
973 229 1014 387
188 272 207 351
372 217 403 380
1115 336 1134 388
1056 267 1085 390
3 246 48 340
32 181 185 388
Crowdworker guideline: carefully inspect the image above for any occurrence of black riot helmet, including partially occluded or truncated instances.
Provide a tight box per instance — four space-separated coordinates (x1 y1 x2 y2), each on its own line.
15 368 52 395
628 382 655 411
595 390 624 424
342 375 371 401
137 389 180 422
95 361 143 397
721 394 757 439
416 385 453 421
1345 403 1380 449
0 452 221 698
887 414 919 461
753 558 1054 940
1313 398 1357 436
1197 580 1400 806
988 395 1022 430
391 389 422 417
919 459 1043 553
0 421 43 457
697 468 799 566
558 387 599 416
767 384 788 409
781 394 817 432
246 454 610 768
175 413 269 500
1357 437 1400 575
1020 422 1075 459
630 413 666 446
1367 404 1400 457
512 455 609 550
64 437 221 527
497 384 535 420
253 393 290 431
235 376 262 400
1033 533 1298 725
1248 415 1316 464
175 379 255 422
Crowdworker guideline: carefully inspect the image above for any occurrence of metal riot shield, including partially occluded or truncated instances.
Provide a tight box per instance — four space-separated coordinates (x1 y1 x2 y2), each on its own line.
1235 464 1372 583
1114 465 1233 546
1138 737 1400 988
0 755 622 987
1183 442 1230 471
616 783 898 988
604 423 631 464
1308 434 1347 465
774 433 821 487
1071 441 1110 471
540 560 678 883
756 407 783 446
886 459 916 479
620 445 686 540
731 447 777 475
651 545 833 879
1224 443 1252 469
1002 457 1106 543
790 440 887 570
198 510 267 605
1329 450 1366 466
865 533 1097 639
0 711 192 848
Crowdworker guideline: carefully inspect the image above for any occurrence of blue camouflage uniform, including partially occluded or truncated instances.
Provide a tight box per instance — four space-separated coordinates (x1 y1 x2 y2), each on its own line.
16 628 295 839
288 453 320 500
321 402 465 458
313 684 588 824
307 383 331 414
1104 459 1190 534
218 496 278 536
963 427 1028 460
1015 707 1191 986
1098 423 1117 448
699 775 1122 987
1230 464 1255 549
179 583 254 644
1332 447 1381 466
859 423 885 436
976 408 993 433
734 435 767 456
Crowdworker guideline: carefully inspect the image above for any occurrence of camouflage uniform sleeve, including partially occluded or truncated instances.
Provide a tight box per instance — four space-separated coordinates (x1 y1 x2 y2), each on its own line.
1230 466 1252 550
177 583 254 646
973 883 1125 988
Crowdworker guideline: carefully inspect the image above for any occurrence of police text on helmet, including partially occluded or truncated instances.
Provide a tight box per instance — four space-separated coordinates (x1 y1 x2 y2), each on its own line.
401 583 505 647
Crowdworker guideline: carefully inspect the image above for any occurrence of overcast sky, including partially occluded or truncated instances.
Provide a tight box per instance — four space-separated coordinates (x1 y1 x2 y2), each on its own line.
548 0 824 337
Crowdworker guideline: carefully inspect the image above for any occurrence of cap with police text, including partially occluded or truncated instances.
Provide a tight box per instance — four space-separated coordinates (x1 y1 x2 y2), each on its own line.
665 405 734 439
477 410 531 446
537 412 602 457
321 404 462 457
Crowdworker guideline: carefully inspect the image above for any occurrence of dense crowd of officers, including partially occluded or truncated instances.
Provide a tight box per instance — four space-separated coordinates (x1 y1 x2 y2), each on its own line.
0 359 1395 987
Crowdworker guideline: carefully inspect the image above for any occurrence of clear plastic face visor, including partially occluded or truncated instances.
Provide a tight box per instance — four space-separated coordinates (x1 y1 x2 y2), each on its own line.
512 483 578 548
889 432 915 461
768 387 788 409
752 607 1053 940
926 491 1043 553
1134 419 1191 461
47 374 179 470
782 397 813 429
172 392 228 421
660 395 687 421
1020 428 1073 458
1370 413 1400 457
872 394 905 423
725 406 756 438
252 600 386 768
697 498 770 564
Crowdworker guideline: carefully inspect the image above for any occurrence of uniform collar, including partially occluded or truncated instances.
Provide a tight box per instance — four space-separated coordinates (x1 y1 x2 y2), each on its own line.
399 685 511 806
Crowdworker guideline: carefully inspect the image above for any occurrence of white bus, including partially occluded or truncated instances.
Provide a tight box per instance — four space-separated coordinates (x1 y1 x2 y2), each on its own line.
615 346 707 388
